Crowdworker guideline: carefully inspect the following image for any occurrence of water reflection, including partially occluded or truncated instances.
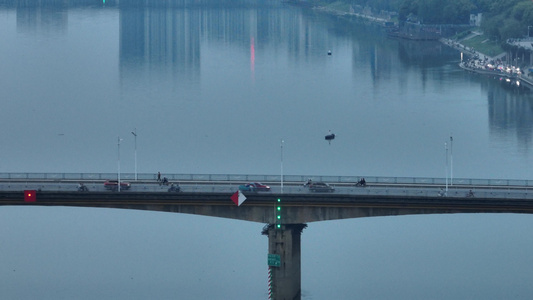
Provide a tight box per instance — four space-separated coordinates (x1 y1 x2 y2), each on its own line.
2 0 533 172
13 0 68 34
3 3 533 299
116 0 343 95
487 82 533 151
118 3 201 84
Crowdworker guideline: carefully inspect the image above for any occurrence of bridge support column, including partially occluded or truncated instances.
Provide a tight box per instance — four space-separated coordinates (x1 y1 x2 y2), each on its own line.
263 224 307 300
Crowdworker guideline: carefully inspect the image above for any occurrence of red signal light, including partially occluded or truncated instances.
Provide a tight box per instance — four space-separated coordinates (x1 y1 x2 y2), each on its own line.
24 190 36 202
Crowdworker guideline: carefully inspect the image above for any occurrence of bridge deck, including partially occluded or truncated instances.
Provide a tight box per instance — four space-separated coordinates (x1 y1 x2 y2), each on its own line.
2 191 533 223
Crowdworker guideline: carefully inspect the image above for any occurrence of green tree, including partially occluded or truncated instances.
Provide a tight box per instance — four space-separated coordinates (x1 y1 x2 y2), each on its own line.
399 0 475 24
445 0 475 24
399 0 419 21
514 2 533 36
482 14 504 40
500 19 523 40
480 0 533 40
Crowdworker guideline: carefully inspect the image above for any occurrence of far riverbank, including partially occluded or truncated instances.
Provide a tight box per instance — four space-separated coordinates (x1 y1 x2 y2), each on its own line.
303 2 533 88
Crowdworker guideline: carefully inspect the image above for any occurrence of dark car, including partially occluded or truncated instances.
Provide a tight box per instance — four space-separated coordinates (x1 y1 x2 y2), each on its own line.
104 180 131 191
308 182 334 193
239 182 271 192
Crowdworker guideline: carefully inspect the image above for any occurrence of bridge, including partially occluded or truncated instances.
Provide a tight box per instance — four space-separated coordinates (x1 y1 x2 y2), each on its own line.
2 172 533 300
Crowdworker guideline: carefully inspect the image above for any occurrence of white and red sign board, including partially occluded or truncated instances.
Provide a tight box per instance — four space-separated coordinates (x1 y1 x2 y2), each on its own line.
231 190 247 206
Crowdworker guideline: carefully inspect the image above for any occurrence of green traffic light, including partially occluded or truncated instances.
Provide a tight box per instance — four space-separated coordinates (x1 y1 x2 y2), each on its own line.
276 224 281 228
277 215 281 219
277 198 281 202
277 206 281 211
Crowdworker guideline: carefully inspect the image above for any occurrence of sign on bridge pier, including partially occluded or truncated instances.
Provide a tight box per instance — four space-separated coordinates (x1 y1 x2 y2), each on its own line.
268 253 281 267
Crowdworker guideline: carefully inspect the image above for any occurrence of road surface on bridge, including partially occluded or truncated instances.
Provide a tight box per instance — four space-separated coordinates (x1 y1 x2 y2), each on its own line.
1 177 532 200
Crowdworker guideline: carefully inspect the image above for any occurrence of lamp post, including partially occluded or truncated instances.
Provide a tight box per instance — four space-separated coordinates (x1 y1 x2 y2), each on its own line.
117 136 123 192
131 129 137 181
529 26 532 38
445 141 448 194
450 135 453 186
280 139 284 194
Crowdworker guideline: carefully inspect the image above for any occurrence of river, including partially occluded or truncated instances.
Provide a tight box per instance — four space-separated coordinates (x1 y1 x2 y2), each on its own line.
1 1 533 299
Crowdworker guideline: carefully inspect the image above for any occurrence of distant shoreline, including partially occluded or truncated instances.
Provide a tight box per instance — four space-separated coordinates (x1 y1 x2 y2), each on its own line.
300 2 503 61
299 2 533 88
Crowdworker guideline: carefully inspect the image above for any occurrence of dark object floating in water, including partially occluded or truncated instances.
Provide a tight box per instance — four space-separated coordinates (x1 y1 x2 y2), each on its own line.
327 50 332 55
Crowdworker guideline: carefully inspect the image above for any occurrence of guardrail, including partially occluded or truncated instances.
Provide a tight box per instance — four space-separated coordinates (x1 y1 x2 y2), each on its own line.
0 172 531 187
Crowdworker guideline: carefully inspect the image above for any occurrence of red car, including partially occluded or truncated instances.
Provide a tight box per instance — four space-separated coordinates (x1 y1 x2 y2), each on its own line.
239 182 271 192
104 180 131 190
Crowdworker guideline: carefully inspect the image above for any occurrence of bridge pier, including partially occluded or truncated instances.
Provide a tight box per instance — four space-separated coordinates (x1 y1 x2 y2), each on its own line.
263 224 307 300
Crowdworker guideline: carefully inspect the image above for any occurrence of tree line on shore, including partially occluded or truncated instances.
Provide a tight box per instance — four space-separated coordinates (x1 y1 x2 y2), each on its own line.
308 0 533 41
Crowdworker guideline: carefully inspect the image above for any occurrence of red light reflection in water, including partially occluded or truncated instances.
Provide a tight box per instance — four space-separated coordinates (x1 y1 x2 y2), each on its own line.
250 36 255 81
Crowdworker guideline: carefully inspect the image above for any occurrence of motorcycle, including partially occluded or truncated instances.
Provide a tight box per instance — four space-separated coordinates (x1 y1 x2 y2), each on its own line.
168 184 181 192
77 184 89 192
159 177 170 186
355 179 367 187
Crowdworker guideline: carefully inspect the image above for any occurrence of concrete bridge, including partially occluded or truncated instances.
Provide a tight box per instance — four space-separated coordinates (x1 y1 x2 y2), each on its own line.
2 173 533 299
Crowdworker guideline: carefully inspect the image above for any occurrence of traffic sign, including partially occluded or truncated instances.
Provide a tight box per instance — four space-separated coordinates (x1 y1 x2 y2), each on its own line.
268 254 281 267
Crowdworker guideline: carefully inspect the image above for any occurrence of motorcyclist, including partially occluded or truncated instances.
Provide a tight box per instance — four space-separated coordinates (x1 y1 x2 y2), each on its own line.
168 183 180 192
77 183 88 192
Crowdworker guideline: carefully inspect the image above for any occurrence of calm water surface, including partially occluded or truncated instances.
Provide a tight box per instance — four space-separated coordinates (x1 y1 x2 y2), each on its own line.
1 1 533 299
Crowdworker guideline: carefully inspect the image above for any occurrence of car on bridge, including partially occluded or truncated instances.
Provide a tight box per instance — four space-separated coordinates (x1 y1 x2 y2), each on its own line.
104 180 131 191
239 182 271 192
307 182 334 193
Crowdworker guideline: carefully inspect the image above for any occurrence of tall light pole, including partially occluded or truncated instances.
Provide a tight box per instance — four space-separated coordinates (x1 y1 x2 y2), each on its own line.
280 139 284 194
131 129 137 181
450 135 453 186
118 136 123 192
445 141 448 194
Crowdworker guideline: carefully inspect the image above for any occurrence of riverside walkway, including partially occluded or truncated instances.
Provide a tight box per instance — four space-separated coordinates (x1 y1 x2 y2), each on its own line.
458 61 533 89
441 35 533 89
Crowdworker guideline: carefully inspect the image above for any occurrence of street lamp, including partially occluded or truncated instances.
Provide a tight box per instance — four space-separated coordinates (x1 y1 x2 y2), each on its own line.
131 129 137 181
280 139 284 194
117 136 123 192
445 141 448 194
529 26 532 38
450 135 453 186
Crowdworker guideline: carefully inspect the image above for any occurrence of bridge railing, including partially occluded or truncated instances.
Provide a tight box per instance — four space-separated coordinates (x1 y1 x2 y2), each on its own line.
0 172 531 187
